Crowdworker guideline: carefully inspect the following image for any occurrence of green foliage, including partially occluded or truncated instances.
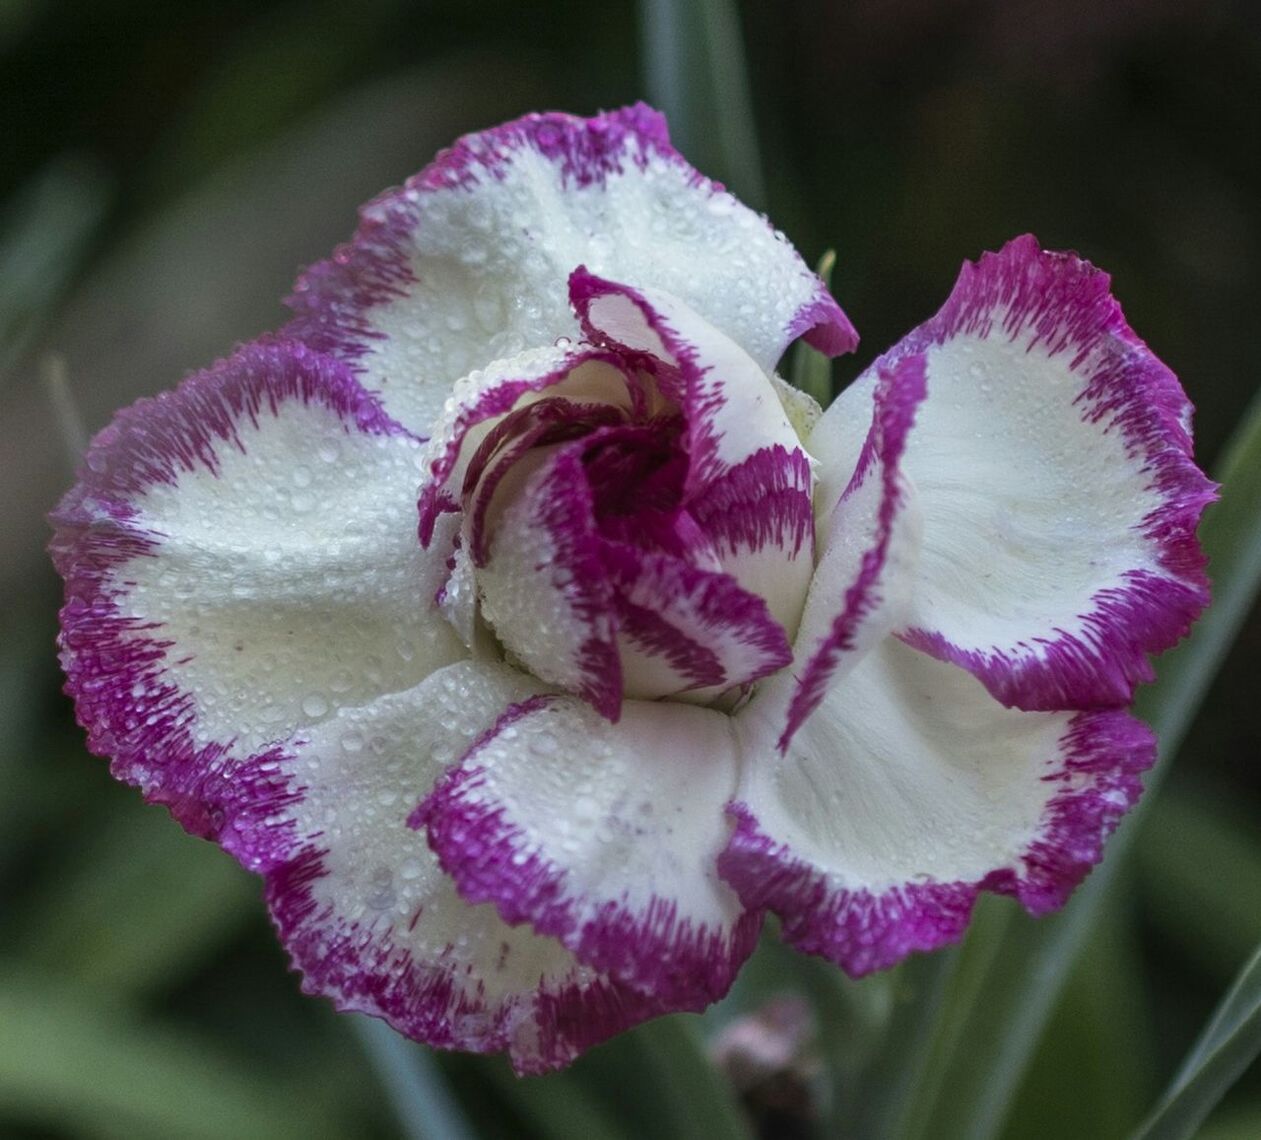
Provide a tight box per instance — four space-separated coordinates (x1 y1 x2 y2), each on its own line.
638 0 764 207
0 969 336 1139
1135 946 1261 1139
0 160 109 381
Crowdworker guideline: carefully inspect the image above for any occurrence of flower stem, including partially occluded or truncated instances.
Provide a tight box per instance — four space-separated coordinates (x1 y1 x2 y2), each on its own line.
352 1016 475 1140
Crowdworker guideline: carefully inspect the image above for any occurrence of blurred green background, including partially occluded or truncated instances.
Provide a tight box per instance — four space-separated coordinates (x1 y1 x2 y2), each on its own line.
2 1 1259 1137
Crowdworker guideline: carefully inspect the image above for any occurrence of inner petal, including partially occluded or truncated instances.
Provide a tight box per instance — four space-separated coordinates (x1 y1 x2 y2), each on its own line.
416 347 637 549
476 425 792 716
422 287 823 721
463 396 627 566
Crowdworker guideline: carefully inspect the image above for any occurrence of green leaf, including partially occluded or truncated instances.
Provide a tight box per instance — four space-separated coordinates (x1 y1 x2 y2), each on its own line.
0 157 110 381
482 1060 632 1140
638 0 765 207
1004 897 1154 1140
1138 790 1261 979
625 1015 753 1139
352 1017 476 1140
883 898 1015 1140
849 942 963 1138
1135 390 1261 752
1194 1103 1261 1140
1133 945 1261 1140
883 384 1261 1139
14 799 258 998
0 969 335 1139
789 249 837 407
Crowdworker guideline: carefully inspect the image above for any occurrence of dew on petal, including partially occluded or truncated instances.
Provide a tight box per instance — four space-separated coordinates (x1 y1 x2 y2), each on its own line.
301 693 329 718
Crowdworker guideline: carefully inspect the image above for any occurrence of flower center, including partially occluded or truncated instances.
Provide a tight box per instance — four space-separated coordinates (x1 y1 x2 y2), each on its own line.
420 313 816 721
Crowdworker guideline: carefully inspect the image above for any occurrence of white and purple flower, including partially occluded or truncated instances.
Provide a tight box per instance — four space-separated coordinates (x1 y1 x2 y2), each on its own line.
52 106 1214 1073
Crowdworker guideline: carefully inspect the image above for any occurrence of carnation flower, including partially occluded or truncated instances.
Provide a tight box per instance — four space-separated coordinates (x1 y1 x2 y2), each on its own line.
51 105 1213 1073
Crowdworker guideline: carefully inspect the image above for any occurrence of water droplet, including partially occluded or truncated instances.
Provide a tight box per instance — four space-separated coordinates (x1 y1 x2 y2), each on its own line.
302 693 329 718
367 866 396 910
530 732 559 757
472 285 504 331
329 670 354 693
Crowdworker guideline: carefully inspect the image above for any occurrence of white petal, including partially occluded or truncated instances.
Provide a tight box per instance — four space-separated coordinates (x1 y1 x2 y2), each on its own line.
416 694 758 1008
768 355 926 750
52 342 463 823
810 236 1213 710
286 107 855 435
415 343 633 550
571 270 805 492
724 638 1154 976
475 442 620 718
244 660 669 1073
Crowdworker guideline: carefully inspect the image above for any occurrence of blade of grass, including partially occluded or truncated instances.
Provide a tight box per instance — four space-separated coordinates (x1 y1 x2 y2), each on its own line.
0 969 333 1139
883 899 1016 1140
628 1015 753 1139
40 352 86 470
888 384 1261 1139
352 1017 475 1140
638 0 765 207
1132 946 1261 1140
482 1061 633 1140
1137 790 1261 978
1003 898 1154 1140
15 799 258 999
1195 1103 1261 1140
848 941 963 1138
0 157 110 380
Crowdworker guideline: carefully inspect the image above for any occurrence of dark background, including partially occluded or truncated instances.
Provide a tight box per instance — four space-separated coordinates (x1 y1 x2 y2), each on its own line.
1 1 1258 1137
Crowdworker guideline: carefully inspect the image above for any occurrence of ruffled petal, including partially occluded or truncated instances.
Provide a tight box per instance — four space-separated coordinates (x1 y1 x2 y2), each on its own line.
602 541 792 702
236 660 668 1074
286 105 856 435
415 693 760 1009
773 355 926 751
475 442 621 718
415 342 632 549
570 269 807 495
474 415 794 715
680 445 817 642
810 236 1215 712
722 638 1154 976
50 340 463 832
